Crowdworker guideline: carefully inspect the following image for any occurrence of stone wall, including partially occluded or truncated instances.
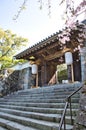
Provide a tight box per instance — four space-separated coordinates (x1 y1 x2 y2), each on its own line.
73 46 86 129
18 67 35 89
73 85 86 130
0 70 20 96
0 67 36 96
74 41 86 129
80 47 86 82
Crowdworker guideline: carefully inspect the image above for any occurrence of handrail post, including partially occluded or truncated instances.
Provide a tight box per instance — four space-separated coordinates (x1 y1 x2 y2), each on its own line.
58 102 68 130
63 115 66 130
69 98 73 125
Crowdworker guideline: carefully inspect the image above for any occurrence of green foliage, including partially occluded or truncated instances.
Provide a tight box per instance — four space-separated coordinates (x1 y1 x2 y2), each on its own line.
57 64 68 83
57 64 67 72
0 28 28 69
84 81 86 85
58 69 68 83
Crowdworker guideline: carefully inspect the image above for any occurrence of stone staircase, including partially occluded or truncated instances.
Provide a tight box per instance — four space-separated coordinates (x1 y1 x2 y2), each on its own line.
0 83 82 130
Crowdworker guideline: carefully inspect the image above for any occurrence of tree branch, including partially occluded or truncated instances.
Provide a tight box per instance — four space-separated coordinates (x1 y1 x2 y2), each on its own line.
13 0 28 20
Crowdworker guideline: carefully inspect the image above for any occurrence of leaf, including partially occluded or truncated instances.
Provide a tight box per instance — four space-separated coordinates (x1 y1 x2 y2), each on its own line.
0 28 28 69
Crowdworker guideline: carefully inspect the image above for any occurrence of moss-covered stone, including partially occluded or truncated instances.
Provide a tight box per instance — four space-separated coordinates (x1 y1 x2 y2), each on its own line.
73 123 86 130
73 85 86 130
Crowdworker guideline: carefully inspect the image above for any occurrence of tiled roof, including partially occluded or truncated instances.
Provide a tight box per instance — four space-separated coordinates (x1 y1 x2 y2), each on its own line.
14 19 86 59
15 31 60 59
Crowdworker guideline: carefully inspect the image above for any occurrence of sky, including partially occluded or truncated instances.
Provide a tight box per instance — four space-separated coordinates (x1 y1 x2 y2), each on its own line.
0 0 85 49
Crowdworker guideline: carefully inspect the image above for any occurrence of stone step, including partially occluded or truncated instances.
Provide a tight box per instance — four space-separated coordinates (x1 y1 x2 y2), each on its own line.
16 88 80 96
0 104 78 116
19 95 79 100
0 112 73 130
0 97 79 103
0 118 39 130
17 83 82 95
15 88 80 94
0 83 82 130
0 102 79 109
5 93 80 100
0 108 75 124
0 126 8 130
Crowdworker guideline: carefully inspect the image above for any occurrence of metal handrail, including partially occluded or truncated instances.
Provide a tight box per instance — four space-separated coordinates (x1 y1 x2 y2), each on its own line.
58 85 83 130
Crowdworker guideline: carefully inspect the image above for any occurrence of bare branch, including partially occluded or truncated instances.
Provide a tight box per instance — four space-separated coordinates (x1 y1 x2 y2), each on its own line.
13 0 28 21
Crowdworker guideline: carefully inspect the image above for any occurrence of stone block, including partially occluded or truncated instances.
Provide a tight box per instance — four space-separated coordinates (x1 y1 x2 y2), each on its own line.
82 85 86 93
73 123 86 130
76 111 86 126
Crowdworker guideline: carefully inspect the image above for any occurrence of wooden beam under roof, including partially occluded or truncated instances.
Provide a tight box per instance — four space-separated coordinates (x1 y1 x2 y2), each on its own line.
47 41 59 49
44 48 72 61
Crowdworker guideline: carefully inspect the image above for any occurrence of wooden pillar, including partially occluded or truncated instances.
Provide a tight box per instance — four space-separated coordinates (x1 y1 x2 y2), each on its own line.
36 72 38 87
40 61 57 86
73 60 81 82
46 62 57 85
41 65 45 86
67 65 72 82
67 64 74 83
71 64 74 82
